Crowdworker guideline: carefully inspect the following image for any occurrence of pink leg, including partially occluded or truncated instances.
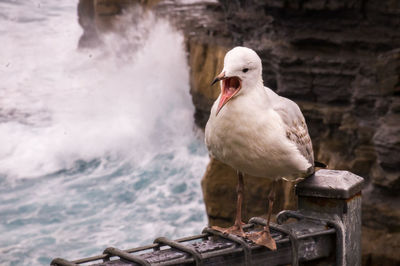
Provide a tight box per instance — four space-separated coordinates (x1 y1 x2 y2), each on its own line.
212 171 245 237
247 179 277 250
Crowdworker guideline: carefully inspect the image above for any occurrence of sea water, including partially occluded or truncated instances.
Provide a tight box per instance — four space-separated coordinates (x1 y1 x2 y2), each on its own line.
0 1 209 265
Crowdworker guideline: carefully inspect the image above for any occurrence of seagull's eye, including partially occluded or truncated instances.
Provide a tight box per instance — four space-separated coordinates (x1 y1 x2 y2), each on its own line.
242 68 249 73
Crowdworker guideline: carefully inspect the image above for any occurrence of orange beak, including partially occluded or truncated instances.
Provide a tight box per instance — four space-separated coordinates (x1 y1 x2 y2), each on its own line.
211 71 242 116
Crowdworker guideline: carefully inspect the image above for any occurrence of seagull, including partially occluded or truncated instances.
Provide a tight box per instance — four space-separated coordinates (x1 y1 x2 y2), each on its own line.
205 46 316 250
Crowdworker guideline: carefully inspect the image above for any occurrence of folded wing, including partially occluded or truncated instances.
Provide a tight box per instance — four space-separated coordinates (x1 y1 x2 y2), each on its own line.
267 89 314 173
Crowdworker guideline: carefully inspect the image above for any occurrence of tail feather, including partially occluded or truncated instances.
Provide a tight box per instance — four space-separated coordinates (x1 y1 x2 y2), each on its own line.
314 161 327 168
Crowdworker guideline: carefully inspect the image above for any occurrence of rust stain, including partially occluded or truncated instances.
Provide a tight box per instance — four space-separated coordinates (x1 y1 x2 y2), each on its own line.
301 196 339 208
346 191 362 202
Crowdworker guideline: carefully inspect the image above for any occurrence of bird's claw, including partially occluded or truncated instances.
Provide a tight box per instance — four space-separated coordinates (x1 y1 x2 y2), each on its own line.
211 224 277 251
247 229 277 250
211 224 246 238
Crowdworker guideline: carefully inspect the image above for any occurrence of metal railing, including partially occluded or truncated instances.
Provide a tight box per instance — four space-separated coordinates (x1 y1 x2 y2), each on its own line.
51 169 363 266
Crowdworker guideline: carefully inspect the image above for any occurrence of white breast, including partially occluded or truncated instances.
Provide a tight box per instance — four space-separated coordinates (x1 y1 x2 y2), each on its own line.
205 87 310 179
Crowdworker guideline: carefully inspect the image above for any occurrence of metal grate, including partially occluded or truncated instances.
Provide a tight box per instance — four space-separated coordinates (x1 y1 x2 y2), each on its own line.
51 215 336 266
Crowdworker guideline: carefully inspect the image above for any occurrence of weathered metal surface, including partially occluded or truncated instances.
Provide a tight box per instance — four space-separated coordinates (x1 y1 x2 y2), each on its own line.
249 217 300 266
296 169 364 199
343 194 362 266
51 258 78 266
103 247 151 265
153 237 203 265
202 227 253 266
296 169 364 266
296 195 362 266
52 219 335 266
276 210 345 266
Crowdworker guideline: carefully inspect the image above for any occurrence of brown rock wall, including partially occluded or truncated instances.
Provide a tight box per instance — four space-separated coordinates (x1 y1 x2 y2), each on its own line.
187 42 228 128
202 158 296 227
362 226 400 266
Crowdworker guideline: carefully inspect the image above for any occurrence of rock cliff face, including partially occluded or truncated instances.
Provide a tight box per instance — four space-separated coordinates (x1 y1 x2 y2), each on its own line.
77 0 400 264
77 0 159 48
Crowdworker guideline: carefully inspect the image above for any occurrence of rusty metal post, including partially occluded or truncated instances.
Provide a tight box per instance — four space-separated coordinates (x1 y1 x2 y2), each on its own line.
295 169 364 266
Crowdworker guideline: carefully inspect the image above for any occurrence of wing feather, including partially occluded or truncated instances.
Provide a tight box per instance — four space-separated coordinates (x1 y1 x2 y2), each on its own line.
267 89 314 170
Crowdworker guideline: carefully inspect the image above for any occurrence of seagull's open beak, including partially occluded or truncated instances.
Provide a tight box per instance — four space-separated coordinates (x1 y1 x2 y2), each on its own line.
211 71 242 116
211 71 226 86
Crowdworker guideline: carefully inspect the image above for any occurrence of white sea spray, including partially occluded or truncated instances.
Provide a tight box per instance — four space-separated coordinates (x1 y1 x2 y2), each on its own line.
0 1 209 265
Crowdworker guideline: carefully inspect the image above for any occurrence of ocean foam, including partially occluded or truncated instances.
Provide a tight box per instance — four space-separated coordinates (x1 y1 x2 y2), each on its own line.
0 1 209 265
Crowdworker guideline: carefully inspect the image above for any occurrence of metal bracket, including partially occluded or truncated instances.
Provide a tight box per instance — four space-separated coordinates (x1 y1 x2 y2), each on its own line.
103 247 151 266
202 227 253 266
276 210 345 266
50 258 78 266
153 236 203 266
248 217 299 266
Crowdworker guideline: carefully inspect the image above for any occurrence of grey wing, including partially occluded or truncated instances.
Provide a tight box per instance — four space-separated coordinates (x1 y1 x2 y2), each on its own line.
272 95 315 169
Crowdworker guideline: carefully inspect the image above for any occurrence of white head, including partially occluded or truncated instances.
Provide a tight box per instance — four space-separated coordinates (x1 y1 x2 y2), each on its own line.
212 46 263 115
